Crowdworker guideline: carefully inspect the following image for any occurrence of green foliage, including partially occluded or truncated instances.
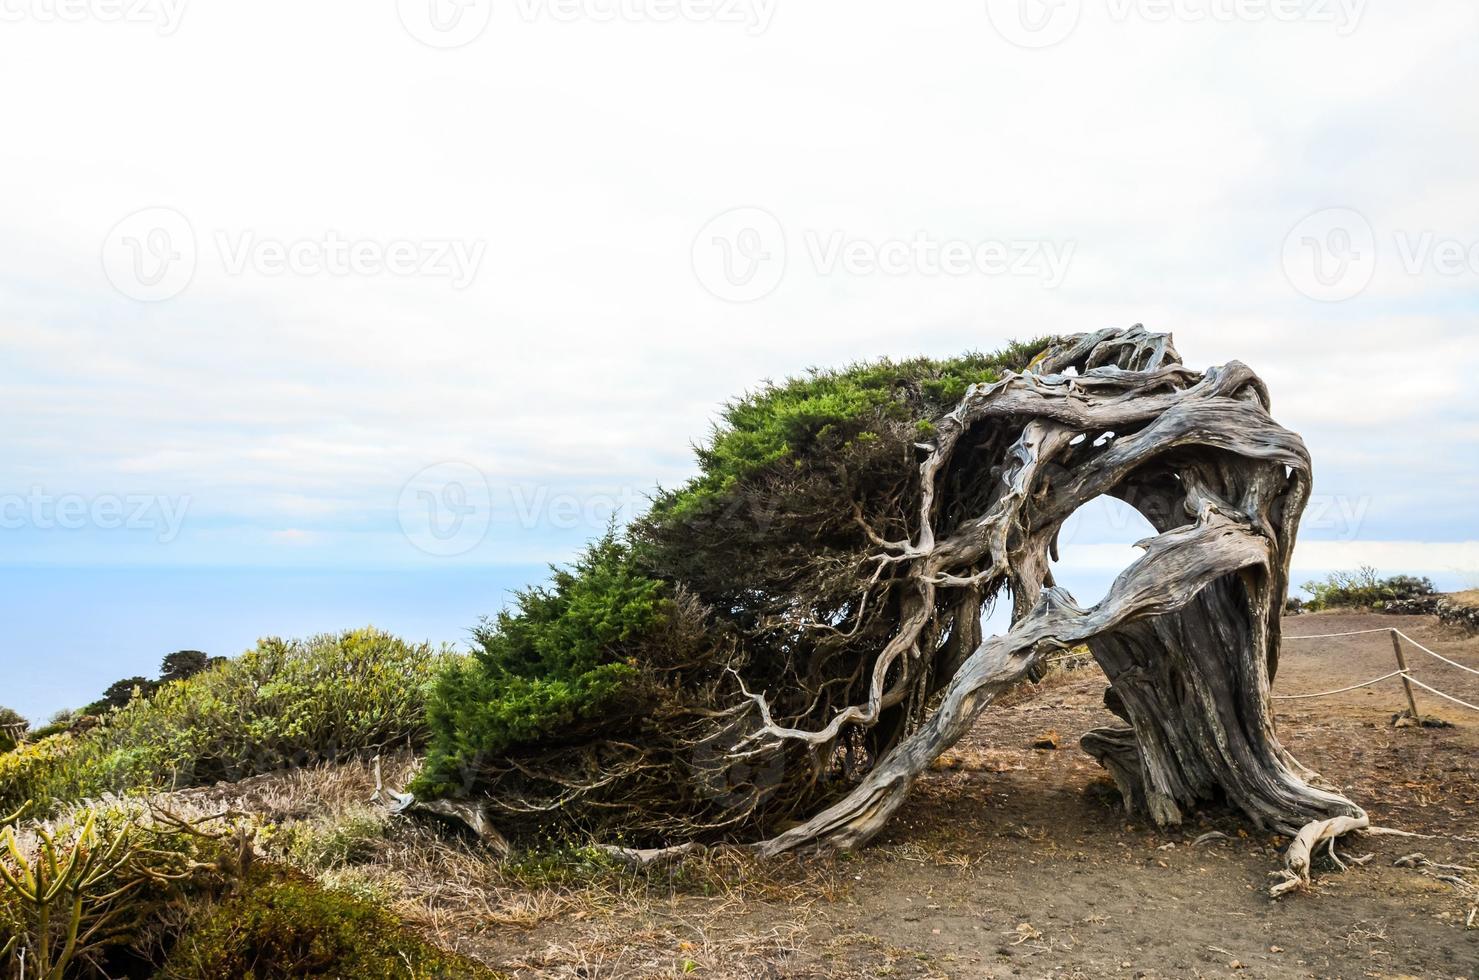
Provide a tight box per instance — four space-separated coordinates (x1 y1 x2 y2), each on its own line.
656 340 1053 522
411 337 1060 840
0 628 451 815
159 864 504 979
1300 566 1437 611
159 650 211 683
98 676 158 711
0 801 245 980
412 532 669 799
0 709 25 755
26 712 78 744
276 809 390 872
496 843 627 889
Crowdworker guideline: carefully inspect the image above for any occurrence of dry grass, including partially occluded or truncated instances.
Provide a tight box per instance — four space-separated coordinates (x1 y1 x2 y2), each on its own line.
158 753 861 975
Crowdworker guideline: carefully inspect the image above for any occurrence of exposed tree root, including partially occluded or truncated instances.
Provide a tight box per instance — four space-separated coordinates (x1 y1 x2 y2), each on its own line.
1270 814 1372 896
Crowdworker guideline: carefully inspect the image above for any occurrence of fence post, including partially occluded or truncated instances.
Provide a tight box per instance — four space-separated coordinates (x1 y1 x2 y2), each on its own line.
1389 629 1421 720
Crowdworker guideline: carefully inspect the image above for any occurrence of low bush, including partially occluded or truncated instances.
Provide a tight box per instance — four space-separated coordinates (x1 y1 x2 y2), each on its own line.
0 800 250 978
2 801 494 979
276 807 391 872
409 342 1057 842
411 531 687 800
158 864 504 979
0 710 25 755
1300 566 1437 611
0 627 452 815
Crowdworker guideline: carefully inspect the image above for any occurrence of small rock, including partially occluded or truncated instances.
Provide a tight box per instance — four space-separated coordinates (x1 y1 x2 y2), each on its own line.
1032 729 1060 750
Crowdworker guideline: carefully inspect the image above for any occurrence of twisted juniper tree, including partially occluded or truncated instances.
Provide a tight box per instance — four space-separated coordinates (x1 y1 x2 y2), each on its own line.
413 325 1363 868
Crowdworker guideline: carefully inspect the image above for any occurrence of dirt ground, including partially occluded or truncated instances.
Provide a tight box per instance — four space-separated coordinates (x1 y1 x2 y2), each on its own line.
459 612 1479 980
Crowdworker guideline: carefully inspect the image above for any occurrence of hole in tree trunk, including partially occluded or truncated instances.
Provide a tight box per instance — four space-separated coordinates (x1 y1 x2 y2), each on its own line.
1052 494 1158 607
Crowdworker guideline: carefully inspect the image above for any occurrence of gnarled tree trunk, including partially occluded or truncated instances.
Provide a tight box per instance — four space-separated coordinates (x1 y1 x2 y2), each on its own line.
409 325 1365 883
739 325 1363 855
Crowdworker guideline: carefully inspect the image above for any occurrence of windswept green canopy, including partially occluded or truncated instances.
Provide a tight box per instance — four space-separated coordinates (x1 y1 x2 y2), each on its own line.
414 326 1363 864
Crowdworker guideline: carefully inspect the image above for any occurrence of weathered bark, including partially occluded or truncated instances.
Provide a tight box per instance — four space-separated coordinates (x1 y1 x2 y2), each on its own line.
419 325 1366 873
738 325 1364 854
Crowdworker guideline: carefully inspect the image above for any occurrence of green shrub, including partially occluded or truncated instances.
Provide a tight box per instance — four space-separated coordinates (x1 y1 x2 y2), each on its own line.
656 341 1053 522
159 864 504 979
1 800 249 979
25 711 79 743
0 628 452 815
410 340 1058 840
0 708 25 755
1301 566 1437 611
411 531 669 799
277 808 391 871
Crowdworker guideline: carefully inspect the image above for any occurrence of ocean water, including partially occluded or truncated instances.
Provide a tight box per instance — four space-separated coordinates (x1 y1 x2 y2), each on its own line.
0 564 543 725
2 562 1469 725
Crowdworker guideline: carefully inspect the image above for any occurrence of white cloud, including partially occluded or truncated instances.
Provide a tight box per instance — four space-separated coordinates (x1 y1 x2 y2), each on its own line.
1 0 1476 569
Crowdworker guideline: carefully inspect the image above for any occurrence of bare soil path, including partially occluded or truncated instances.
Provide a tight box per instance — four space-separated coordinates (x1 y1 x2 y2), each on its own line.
469 613 1479 979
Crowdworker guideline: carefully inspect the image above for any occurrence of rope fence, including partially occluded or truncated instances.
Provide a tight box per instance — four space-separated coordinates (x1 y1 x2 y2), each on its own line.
1271 670 1406 701
1402 674 1479 714
1276 626 1479 715
1037 626 1478 715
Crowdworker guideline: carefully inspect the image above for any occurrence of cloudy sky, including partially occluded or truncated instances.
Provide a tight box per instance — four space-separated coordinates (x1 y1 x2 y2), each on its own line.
2 0 1476 719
